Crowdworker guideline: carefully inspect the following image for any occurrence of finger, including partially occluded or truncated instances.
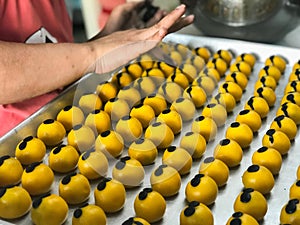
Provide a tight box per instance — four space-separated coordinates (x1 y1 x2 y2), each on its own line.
146 9 166 27
168 14 195 33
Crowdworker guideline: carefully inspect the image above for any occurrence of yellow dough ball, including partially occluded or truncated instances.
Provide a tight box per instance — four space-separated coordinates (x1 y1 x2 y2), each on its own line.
96 81 118 102
270 115 298 140
111 71 133 89
37 119 66 146
48 144 79 173
0 186 31 219
170 50 183 66
22 162 54 196
117 85 141 108
104 97 130 121
258 65 282 82
265 55 286 73
213 49 233 65
262 129 291 155
289 68 300 81
150 164 181 197
72 204 106 225
293 60 300 71
85 109 111 135
128 138 158 166
180 63 198 82
133 76 156 98
180 201 214 225
183 85 207 108
230 61 252 78
143 93 167 116
112 156 145 188
192 75 216 96
254 86 276 107
167 71 190 89
157 108 182 135
235 109 262 133
226 212 259 225
115 115 143 144
130 103 155 129
213 138 243 168
254 75 277 91
15 136 46 166
59 172 91 205
185 173 218 205
94 178 126 213
210 92 236 113
179 131 207 159
280 199 300 225
199 157 229 187
252 146 282 175
280 91 300 107
142 67 165 85
137 54 155 70
199 67 221 83
170 97 196 122
31 193 68 225
226 122 253 149
185 55 206 71
78 93 102 115
155 61 177 77
122 217 151 225
242 164 274 195
158 81 183 103
236 53 257 68
56 105 85 131
219 81 243 102
202 103 227 127
144 121 174 149
225 71 249 91
95 130 124 158
67 124 95 153
78 149 108 180
233 188 268 221
124 62 144 79
244 96 269 119
290 180 300 200
191 115 218 142
277 102 300 125
162 146 192 175
134 188 166 223
174 43 191 58
207 57 228 77
0 155 23 187
193 46 211 63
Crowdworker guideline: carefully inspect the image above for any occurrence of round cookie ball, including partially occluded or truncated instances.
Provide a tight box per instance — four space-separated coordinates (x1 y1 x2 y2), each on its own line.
170 97 196 122
67 124 95 153
128 138 158 166
31 193 68 225
122 217 151 225
104 97 130 121
254 75 277 91
150 164 181 197
244 96 270 119
96 81 118 102
22 162 54 196
242 164 274 195
137 54 155 70
85 109 111 135
262 129 291 155
142 67 165 85
157 81 183 103
143 93 167 116
72 203 106 225
280 91 300 107
192 75 216 96
56 105 85 131
180 201 214 225
0 186 31 219
111 71 133 89
280 199 300 225
213 138 243 168
37 119 66 146
225 71 248 91
210 92 236 113
290 180 300 200
199 67 221 83
115 115 143 144
233 188 268 221
144 121 174 149
218 81 243 102
48 144 79 173
117 85 141 108
213 49 233 66
297 166 300 180
130 103 155 129
15 136 46 166
133 76 156 98
225 122 253 149
78 149 108 180
134 188 166 223
170 50 183 65
259 65 282 82
191 115 218 142
254 86 276 107
185 173 218 205
95 130 124 158
199 157 229 187
167 71 190 89
94 178 126 213
226 211 259 225
289 68 300 81
78 93 102 115
265 55 286 73
185 55 206 71
230 61 252 78
277 102 300 125
180 63 198 82
193 46 211 63
293 60 300 71
174 43 190 58
236 53 257 68
155 61 177 77
124 62 144 79
206 57 228 77
59 172 91 205
202 103 227 127
251 146 282 175
112 156 145 188
270 115 298 140
157 108 182 135
179 132 207 159
183 85 207 108
162 146 193 176
235 109 262 133
0 155 23 187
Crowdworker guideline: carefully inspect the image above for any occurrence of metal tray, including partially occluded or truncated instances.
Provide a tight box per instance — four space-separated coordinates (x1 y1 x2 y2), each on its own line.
0 33 300 225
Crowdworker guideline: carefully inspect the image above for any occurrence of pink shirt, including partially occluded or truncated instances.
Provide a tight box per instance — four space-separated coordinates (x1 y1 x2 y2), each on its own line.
0 0 73 137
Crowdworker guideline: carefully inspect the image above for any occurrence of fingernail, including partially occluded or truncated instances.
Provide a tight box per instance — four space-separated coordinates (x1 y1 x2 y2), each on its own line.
176 4 185 10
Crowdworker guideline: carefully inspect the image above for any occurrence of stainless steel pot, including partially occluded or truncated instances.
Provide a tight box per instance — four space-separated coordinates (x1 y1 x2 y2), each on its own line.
181 0 300 43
